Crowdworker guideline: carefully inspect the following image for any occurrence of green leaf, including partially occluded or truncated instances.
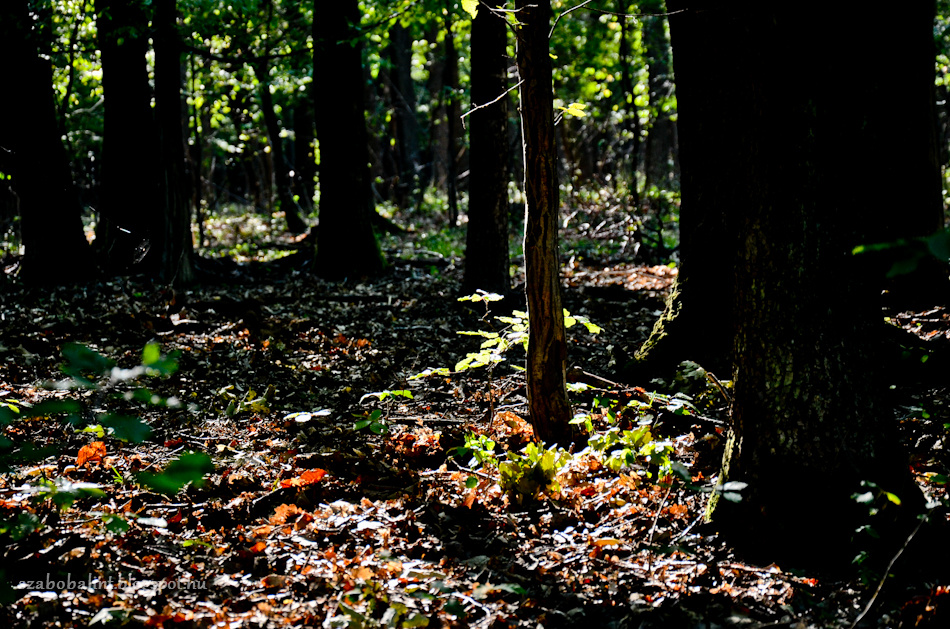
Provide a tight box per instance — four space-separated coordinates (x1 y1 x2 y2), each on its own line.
102 514 131 534
142 343 161 366
136 452 214 495
354 419 372 431
100 414 152 443
465 475 478 489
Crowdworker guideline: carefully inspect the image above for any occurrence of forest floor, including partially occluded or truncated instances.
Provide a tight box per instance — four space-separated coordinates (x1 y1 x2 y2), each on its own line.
1 203 949 628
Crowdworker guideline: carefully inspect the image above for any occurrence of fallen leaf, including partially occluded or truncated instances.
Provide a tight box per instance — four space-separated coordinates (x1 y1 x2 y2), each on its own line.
77 441 107 468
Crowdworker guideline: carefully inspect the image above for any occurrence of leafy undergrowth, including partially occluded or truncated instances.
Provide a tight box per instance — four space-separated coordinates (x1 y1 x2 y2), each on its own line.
0 217 948 627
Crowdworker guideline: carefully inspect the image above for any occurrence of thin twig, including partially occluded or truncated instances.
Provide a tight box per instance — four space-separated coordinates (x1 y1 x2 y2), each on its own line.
647 481 675 573
460 80 524 128
849 512 929 629
550 0 594 38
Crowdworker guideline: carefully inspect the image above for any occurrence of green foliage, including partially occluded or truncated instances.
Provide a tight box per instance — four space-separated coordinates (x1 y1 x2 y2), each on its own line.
448 292 600 376
498 442 571 502
355 389 414 434
136 452 215 496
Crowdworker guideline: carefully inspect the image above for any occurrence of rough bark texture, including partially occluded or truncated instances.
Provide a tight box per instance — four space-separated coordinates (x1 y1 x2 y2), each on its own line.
666 1 933 568
464 2 510 295
95 0 160 272
313 0 385 280
153 0 195 285
516 0 573 445
0 0 90 284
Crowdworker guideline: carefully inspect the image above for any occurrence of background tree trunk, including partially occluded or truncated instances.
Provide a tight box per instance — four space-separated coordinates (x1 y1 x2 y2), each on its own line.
293 101 316 214
256 60 307 234
464 2 511 295
95 0 160 272
154 0 195 284
313 0 385 280
387 22 420 208
0 0 90 284
625 0 738 381
516 0 573 444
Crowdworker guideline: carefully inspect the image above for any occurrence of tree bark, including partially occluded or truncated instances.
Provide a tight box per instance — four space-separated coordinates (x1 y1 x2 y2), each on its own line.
464 1 511 295
0 0 90 284
516 0 573 445
665 1 932 568
387 22 420 208
153 0 195 285
95 0 160 272
313 0 385 280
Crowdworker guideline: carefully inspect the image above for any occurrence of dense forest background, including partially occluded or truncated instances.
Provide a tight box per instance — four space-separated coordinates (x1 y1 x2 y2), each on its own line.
2 1 950 627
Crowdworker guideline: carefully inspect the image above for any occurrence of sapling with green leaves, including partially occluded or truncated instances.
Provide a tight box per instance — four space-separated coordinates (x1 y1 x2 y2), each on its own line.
354 389 414 434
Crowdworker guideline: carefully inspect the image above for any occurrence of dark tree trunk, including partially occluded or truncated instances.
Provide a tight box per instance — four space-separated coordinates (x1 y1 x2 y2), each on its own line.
464 2 511 295
516 0 573 444
641 0 677 191
293 101 316 213
0 0 90 284
313 0 385 280
665 1 934 569
388 22 420 208
95 0 160 271
256 61 307 234
153 0 195 284
625 0 740 381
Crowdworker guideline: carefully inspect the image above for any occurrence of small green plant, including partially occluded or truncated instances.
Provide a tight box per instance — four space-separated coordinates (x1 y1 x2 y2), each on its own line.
498 441 571 502
354 389 414 434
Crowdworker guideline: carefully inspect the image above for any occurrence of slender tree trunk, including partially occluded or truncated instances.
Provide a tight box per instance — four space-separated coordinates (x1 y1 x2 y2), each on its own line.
516 0 573 444
256 61 307 234
443 5 460 225
0 0 90 285
154 0 194 284
617 1 641 206
313 0 385 279
388 22 419 208
464 1 511 294
641 0 677 191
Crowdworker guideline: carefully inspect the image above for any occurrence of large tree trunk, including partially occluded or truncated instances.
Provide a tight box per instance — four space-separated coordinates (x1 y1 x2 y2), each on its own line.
95 0 160 272
153 0 195 284
313 0 385 280
667 1 933 569
516 0 573 445
0 0 90 284
464 2 510 295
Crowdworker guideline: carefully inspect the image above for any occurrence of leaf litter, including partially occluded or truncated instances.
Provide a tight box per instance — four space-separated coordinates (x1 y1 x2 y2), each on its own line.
0 227 948 628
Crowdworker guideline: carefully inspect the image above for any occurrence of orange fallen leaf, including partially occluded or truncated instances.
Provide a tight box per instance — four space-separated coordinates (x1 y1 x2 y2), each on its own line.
249 541 267 553
77 442 106 468
279 468 327 488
